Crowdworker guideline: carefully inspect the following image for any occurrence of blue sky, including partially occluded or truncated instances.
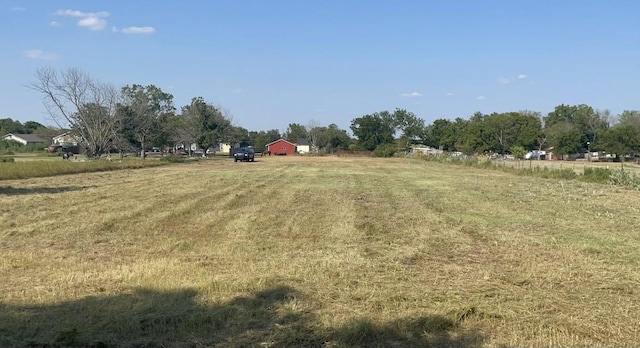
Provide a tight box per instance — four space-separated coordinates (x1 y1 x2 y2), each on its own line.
1 1 638 132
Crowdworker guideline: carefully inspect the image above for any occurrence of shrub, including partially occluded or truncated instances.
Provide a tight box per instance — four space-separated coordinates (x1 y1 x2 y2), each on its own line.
373 144 399 157
581 168 613 183
0 157 15 163
609 169 640 190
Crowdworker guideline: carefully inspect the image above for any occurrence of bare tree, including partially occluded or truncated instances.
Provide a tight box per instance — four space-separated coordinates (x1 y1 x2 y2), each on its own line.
29 67 120 158
307 119 321 153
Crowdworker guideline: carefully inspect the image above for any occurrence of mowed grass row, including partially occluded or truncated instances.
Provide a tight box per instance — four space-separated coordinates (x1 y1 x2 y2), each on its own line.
1 156 639 347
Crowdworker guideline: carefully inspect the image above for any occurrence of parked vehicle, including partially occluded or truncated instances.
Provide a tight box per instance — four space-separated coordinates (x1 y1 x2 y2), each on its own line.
233 147 255 162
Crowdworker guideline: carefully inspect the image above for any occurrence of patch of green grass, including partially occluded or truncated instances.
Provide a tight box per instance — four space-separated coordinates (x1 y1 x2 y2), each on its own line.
0 158 168 180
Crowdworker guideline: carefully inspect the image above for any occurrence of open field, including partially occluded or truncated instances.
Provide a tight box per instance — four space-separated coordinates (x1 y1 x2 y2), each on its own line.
1 156 640 347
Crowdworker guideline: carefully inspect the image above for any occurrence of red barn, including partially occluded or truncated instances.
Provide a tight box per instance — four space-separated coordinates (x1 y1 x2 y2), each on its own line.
267 138 296 155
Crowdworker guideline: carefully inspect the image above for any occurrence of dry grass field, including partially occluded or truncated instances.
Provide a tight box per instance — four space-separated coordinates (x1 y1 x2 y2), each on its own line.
494 158 640 174
1 156 639 347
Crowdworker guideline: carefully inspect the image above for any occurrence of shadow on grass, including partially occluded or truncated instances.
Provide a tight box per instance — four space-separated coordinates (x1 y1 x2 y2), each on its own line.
0 185 95 196
0 286 485 347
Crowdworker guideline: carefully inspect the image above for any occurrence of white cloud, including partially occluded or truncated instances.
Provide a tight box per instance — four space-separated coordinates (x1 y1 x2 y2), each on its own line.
11 6 26 11
400 91 422 98
445 92 454 96
121 26 156 34
77 16 107 30
50 21 61 27
112 26 118 32
54 9 109 31
23 49 60 60
54 9 109 17
497 77 511 85
517 74 528 80
476 96 485 100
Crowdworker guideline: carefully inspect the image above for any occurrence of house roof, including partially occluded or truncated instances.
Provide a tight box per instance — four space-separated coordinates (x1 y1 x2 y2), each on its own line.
53 132 74 139
296 138 309 146
3 133 46 143
266 138 296 147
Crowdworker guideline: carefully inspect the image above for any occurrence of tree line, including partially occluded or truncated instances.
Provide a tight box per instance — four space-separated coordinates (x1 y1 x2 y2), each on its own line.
20 67 640 159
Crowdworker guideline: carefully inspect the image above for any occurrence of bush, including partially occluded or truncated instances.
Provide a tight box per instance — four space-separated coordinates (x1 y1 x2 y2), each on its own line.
609 169 640 190
581 168 613 183
0 157 15 163
373 144 399 157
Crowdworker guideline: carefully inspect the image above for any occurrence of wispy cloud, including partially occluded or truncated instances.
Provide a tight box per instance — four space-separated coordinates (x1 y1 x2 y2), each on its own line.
517 74 528 80
23 49 60 60
231 88 242 93
11 6 26 11
476 96 485 100
400 91 422 98
445 92 454 96
121 26 156 34
54 9 109 31
497 77 511 85
49 21 61 27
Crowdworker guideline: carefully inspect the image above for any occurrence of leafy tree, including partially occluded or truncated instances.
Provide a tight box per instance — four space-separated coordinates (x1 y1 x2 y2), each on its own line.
285 123 307 143
549 125 582 158
0 118 24 134
350 112 394 151
425 118 456 150
544 104 608 152
618 110 640 130
118 84 175 158
511 145 527 160
230 126 250 147
314 123 351 153
598 125 640 162
254 129 282 151
389 108 425 149
181 97 232 156
22 121 45 133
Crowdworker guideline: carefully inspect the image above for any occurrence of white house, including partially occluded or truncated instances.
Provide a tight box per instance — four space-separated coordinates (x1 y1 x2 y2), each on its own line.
52 132 82 146
2 133 46 145
296 138 310 154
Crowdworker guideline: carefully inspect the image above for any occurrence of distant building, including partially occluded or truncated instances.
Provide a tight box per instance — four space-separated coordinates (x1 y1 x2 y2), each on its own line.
296 138 310 154
52 132 82 146
267 138 296 155
2 133 46 145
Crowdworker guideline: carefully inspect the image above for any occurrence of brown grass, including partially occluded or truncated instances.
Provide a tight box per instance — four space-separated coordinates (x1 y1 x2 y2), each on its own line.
1 156 639 347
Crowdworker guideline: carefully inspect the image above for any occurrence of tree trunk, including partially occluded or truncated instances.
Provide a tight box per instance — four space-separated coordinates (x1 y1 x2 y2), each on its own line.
140 141 146 159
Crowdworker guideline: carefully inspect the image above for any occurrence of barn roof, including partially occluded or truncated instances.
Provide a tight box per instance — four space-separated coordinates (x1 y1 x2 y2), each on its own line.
296 138 309 146
266 138 296 146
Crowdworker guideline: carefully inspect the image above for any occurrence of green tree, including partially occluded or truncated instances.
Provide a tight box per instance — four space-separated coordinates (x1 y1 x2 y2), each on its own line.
544 104 608 152
618 110 640 130
598 125 640 162
285 123 307 143
119 84 175 159
181 97 233 156
230 126 250 147
511 145 527 160
314 124 351 153
350 112 394 151
390 108 425 150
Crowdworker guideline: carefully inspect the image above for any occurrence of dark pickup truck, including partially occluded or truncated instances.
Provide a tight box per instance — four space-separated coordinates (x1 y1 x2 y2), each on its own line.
233 147 255 162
